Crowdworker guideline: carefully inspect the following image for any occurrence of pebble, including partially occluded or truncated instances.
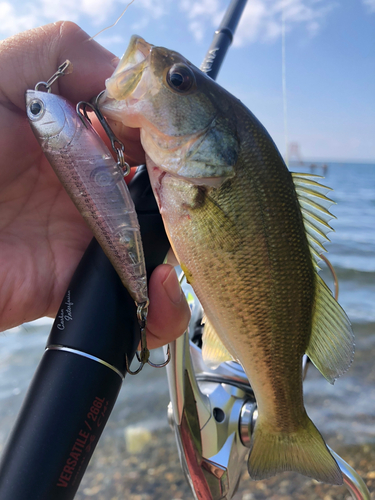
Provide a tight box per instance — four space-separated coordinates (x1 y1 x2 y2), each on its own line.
75 427 374 500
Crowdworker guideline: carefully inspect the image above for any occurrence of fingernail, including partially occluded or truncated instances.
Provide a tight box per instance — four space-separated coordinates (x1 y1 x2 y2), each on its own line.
111 56 120 69
162 267 183 304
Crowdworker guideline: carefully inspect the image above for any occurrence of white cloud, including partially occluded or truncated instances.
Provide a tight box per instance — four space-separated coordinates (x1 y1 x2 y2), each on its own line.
180 0 335 45
94 34 126 45
128 0 172 33
0 0 178 40
38 0 119 26
0 0 336 45
234 0 336 46
130 16 151 32
180 0 223 43
133 0 170 19
363 0 375 12
0 0 136 39
0 2 39 38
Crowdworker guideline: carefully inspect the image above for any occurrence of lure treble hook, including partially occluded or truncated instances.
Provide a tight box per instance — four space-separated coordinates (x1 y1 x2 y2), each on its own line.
125 301 171 375
76 98 131 175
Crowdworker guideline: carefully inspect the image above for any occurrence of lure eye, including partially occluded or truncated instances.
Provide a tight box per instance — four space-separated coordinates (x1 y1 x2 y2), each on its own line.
91 166 117 189
29 100 44 116
166 64 195 93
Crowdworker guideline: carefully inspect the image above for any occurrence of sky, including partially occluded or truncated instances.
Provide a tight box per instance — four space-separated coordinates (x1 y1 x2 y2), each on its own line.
1 0 374 162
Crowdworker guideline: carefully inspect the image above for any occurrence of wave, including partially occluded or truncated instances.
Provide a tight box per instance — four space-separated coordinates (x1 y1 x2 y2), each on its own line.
320 266 375 287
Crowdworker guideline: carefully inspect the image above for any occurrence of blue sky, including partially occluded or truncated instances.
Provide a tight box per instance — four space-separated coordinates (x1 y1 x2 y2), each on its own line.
1 0 374 162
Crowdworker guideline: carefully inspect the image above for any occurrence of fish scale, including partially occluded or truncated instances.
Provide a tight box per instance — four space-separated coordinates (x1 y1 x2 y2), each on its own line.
174 157 312 422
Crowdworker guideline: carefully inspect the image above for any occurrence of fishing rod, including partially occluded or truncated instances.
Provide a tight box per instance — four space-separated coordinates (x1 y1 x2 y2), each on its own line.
200 0 247 79
0 1 247 499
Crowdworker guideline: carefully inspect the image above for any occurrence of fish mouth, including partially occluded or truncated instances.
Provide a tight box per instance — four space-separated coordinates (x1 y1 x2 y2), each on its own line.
101 35 152 111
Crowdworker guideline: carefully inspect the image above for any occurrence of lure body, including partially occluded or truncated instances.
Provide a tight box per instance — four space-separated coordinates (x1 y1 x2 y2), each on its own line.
26 90 147 305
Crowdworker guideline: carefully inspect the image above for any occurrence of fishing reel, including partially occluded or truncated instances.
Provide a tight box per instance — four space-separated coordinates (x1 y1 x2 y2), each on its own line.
165 281 370 500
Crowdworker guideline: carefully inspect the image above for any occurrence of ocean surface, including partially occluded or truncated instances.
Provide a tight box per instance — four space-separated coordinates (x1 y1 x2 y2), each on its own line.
0 161 374 499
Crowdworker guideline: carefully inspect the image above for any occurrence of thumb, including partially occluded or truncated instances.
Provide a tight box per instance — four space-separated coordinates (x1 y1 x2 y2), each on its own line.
144 264 191 350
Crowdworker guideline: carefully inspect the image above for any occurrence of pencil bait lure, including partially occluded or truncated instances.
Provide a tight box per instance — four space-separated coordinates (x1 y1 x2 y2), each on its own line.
26 87 148 306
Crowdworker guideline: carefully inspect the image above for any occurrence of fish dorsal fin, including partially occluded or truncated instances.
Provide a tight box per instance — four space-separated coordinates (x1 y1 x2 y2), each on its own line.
292 173 336 270
291 173 355 381
202 316 236 369
307 274 355 384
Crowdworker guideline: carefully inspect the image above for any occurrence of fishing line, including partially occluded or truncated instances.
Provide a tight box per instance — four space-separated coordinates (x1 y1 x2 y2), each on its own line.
281 8 289 167
88 0 136 41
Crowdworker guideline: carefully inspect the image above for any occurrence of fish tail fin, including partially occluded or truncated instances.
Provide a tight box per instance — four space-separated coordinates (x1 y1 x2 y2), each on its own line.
248 414 343 485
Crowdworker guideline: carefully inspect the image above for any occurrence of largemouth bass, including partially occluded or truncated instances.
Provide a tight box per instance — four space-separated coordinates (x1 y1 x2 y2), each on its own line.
100 36 354 485
26 90 147 305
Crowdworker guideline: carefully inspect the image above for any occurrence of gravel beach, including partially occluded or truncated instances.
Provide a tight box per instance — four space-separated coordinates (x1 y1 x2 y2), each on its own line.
75 356 375 500
74 318 375 500
76 426 375 500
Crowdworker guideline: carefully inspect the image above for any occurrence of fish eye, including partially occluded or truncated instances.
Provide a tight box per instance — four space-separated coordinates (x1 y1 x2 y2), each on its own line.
29 99 44 117
166 64 195 93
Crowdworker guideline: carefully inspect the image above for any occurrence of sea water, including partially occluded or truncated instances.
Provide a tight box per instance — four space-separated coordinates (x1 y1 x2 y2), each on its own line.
0 162 374 495
291 162 375 449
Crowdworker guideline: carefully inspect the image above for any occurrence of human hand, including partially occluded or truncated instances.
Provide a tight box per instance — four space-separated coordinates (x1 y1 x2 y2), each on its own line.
0 22 190 347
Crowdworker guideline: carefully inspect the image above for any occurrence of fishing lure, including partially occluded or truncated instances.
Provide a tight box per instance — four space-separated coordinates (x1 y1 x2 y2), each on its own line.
26 62 169 373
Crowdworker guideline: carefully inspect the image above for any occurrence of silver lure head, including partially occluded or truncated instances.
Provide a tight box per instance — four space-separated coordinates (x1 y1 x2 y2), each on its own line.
26 90 77 149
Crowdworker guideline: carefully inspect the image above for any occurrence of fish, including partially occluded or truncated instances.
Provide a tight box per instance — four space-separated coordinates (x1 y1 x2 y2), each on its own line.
100 35 354 485
26 89 147 305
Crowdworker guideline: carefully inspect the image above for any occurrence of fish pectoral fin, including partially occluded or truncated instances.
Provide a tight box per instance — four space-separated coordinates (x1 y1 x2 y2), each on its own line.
248 415 343 485
202 317 236 369
307 274 355 384
188 191 240 253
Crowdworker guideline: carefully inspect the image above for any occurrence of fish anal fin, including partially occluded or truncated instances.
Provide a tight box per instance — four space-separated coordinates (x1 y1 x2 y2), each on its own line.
202 317 236 369
248 415 343 485
307 274 355 384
